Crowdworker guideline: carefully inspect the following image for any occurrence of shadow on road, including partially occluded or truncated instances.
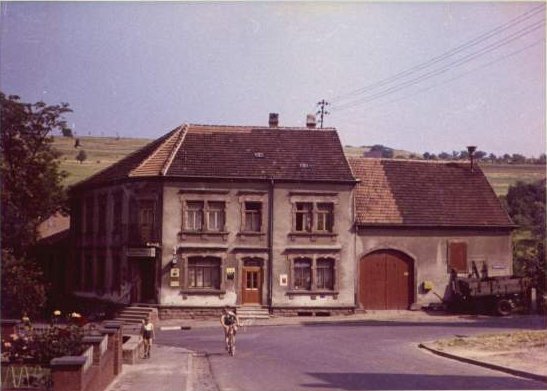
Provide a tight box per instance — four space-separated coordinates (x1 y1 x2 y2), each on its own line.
301 372 547 390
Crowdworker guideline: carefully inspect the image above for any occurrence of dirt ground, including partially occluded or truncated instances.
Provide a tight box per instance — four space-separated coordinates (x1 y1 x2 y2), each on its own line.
431 330 547 378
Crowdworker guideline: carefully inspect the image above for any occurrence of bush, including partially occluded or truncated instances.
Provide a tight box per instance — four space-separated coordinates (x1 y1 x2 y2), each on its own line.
1 250 48 319
2 325 84 365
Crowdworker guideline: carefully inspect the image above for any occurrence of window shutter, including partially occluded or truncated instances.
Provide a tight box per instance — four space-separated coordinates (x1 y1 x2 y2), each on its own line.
448 242 468 273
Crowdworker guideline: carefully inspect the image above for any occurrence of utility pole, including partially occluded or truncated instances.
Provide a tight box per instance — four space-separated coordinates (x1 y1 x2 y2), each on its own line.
316 100 330 129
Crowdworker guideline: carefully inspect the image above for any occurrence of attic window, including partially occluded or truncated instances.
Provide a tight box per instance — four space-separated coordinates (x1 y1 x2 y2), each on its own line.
254 152 265 158
299 163 310 169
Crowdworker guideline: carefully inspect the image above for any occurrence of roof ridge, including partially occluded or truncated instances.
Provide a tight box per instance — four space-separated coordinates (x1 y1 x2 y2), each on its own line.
188 123 336 131
129 128 182 177
161 124 188 176
349 156 480 165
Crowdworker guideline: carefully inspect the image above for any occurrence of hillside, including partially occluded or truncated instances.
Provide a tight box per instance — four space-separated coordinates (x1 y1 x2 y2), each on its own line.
53 136 545 195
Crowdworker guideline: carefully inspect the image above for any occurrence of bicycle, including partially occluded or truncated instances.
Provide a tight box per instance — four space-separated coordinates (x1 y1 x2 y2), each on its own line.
226 324 236 356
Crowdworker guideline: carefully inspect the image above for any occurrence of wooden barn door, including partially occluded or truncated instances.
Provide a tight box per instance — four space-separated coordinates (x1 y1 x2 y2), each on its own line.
359 250 413 310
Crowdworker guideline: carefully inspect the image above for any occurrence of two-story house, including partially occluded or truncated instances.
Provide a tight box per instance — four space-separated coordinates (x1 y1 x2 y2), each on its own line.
69 115 357 317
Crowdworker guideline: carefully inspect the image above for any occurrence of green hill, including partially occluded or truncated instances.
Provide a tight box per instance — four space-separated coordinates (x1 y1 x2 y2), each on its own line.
53 136 545 195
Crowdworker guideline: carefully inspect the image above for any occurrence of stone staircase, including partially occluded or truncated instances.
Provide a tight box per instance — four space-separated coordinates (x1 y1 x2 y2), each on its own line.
236 305 270 320
114 306 158 334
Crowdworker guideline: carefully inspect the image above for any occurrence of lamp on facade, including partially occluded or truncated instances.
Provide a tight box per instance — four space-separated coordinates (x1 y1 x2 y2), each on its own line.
171 247 178 266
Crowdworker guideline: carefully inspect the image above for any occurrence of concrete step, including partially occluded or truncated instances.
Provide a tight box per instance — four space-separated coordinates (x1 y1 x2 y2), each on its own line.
236 306 270 319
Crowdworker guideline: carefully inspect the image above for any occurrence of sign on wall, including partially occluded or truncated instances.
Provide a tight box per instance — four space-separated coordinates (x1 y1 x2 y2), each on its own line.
170 268 180 278
279 274 288 286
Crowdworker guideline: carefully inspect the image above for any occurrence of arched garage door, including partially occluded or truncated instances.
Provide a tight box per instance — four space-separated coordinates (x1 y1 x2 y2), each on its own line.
359 250 414 310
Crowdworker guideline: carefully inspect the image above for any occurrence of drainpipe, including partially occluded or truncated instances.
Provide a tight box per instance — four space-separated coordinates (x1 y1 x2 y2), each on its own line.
268 178 274 309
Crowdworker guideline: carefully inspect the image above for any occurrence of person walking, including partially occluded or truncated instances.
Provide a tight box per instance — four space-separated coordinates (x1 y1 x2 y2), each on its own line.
141 318 155 359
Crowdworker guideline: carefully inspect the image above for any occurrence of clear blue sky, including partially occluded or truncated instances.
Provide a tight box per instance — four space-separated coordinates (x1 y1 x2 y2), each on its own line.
1 2 545 156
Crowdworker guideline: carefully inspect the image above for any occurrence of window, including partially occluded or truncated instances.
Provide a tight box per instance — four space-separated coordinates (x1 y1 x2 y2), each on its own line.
185 201 204 231
293 258 312 290
316 203 334 232
138 201 155 242
113 192 122 234
96 256 106 293
207 202 225 232
187 256 221 289
111 253 121 293
98 195 107 236
448 241 468 273
244 202 262 232
294 202 334 233
85 197 94 234
316 258 334 290
84 255 94 291
184 201 226 232
295 203 313 232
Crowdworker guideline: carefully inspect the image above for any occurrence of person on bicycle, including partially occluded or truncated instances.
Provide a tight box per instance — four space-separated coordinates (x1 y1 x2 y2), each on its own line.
141 318 155 358
220 306 240 351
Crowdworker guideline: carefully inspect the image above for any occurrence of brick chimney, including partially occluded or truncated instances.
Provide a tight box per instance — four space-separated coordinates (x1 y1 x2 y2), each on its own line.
306 114 316 129
269 113 279 128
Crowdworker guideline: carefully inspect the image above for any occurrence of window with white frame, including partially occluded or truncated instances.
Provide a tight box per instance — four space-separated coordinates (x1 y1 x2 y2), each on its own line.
185 201 204 231
295 203 313 232
187 256 221 289
207 202 225 232
294 202 334 233
244 202 262 232
290 256 336 292
316 258 335 290
293 257 312 290
184 201 226 232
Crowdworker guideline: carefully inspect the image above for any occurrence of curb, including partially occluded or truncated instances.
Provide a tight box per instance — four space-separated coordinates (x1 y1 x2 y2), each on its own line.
418 343 547 383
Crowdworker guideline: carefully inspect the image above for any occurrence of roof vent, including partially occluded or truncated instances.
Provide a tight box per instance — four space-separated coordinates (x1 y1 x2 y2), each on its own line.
269 113 279 128
254 152 264 158
299 162 310 168
306 114 316 129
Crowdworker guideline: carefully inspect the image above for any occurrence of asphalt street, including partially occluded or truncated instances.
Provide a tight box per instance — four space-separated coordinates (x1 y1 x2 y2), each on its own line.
156 316 547 390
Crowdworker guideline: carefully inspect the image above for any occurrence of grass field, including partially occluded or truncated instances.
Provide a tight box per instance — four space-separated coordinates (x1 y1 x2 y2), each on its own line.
53 136 545 195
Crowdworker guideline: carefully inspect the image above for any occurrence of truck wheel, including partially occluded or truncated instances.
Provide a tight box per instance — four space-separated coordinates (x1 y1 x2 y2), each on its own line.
495 299 513 316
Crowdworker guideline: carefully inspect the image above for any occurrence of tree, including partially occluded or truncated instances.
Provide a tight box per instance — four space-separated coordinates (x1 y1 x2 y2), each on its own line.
538 153 546 165
511 153 526 164
505 180 546 307
423 152 432 160
474 150 487 160
438 152 450 160
62 127 73 138
488 153 497 163
76 149 87 164
1 93 70 257
370 144 394 158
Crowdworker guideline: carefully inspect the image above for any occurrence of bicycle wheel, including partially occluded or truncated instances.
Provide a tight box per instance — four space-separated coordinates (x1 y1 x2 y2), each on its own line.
228 330 236 356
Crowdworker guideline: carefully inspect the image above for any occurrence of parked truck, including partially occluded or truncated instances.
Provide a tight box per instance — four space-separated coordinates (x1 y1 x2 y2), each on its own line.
448 262 533 316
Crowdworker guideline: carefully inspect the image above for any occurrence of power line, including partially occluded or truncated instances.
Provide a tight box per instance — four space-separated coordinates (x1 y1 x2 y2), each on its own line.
335 38 545 116
330 19 544 112
328 3 545 105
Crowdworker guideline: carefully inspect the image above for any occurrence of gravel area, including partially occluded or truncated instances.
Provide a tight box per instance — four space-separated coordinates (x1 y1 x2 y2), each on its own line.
431 330 547 378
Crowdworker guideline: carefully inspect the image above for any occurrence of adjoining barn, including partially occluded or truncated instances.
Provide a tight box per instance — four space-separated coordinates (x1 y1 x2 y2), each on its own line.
348 157 515 310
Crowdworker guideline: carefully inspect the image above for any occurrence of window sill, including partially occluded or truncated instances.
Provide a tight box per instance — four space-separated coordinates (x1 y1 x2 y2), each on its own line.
180 289 226 296
289 232 337 241
237 232 266 237
180 231 229 240
287 290 339 300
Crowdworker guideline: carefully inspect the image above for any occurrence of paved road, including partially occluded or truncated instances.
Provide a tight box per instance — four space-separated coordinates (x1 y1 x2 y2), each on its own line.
157 316 546 390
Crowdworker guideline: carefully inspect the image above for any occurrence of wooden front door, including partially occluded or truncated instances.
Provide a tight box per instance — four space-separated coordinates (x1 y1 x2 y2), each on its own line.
242 266 262 305
359 250 413 310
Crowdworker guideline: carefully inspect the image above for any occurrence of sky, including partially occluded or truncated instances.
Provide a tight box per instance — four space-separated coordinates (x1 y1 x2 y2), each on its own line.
1 1 545 156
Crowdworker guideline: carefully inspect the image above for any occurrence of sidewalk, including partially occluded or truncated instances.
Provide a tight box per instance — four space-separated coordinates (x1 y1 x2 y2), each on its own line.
105 345 194 391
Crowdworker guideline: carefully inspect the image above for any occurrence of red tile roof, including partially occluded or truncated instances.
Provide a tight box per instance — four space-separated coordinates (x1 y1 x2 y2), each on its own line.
72 124 354 189
348 157 514 227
